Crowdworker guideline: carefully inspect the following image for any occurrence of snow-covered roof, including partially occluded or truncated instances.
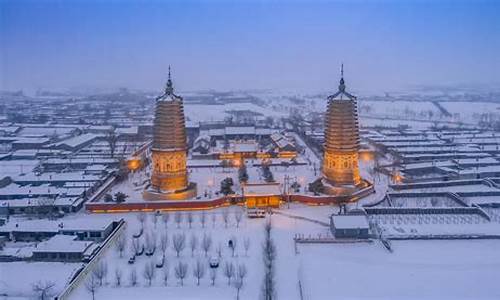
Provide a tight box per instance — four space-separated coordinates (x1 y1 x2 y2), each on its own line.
232 142 257 153
243 183 281 196
225 126 256 135
52 133 99 149
331 215 370 230
0 218 115 233
34 235 93 253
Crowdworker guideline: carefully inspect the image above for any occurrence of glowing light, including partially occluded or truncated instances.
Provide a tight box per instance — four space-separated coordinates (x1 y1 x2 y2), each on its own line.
393 173 403 183
233 159 241 167
127 157 141 171
360 152 373 162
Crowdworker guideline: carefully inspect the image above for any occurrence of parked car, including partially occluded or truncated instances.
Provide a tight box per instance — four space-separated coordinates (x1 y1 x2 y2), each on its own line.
156 255 165 268
209 257 219 268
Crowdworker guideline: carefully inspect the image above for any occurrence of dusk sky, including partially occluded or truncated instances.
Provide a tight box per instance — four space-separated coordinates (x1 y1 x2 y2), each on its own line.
1 0 499 94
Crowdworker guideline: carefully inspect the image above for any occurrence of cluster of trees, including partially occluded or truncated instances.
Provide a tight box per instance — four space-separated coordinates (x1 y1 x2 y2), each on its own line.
135 209 246 232
103 192 128 203
261 165 274 183
308 178 324 195
238 164 249 183
85 208 256 298
220 177 235 196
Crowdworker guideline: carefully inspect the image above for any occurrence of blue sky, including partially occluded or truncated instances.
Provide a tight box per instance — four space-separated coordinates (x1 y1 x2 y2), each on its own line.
1 0 499 93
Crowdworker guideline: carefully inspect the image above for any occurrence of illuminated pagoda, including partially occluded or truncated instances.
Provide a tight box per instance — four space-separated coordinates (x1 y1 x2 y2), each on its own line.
322 65 362 187
144 67 196 200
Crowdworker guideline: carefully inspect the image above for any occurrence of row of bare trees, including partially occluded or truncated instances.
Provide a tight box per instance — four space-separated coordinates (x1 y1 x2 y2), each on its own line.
85 259 248 296
136 209 245 230
261 219 277 300
118 230 251 259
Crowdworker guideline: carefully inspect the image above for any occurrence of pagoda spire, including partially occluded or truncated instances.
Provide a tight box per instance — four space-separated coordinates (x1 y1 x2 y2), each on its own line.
165 65 174 95
339 63 346 92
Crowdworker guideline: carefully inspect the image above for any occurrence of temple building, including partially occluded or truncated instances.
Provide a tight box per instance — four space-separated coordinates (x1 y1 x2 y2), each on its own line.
322 65 361 186
144 68 196 200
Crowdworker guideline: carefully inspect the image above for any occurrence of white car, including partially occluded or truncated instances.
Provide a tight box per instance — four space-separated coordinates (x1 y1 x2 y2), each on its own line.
209 257 219 268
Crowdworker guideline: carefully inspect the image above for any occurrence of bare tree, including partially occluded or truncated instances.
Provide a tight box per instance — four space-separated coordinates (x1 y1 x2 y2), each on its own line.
114 268 123 287
211 213 217 228
237 264 247 284
129 268 138 286
162 212 170 228
145 232 157 254
131 237 141 255
189 234 198 257
32 281 55 300
106 129 118 158
216 242 223 258
163 264 170 286
243 237 250 257
137 212 146 229
201 233 212 257
160 233 169 256
223 262 235 285
192 260 206 286
234 278 243 300
85 276 99 300
200 211 207 228
153 212 159 228
230 235 237 257
187 212 194 229
222 209 230 228
209 268 217 286
174 211 182 228
143 261 156 286
172 232 186 257
92 260 108 286
174 261 188 286
234 209 243 228
115 233 126 258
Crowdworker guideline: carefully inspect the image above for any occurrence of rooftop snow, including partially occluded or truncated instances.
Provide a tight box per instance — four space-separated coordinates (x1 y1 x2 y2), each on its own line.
33 234 93 253
332 214 370 229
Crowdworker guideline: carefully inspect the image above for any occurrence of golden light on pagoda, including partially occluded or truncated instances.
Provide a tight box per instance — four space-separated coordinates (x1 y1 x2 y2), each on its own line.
322 64 362 186
144 66 196 200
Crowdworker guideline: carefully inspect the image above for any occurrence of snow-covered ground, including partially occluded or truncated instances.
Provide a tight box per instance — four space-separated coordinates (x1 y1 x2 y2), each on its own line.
299 240 500 300
63 206 500 300
0 261 82 298
68 206 330 300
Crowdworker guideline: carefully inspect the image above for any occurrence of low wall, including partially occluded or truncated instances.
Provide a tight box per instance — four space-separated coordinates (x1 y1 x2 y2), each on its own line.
86 197 232 213
86 185 375 213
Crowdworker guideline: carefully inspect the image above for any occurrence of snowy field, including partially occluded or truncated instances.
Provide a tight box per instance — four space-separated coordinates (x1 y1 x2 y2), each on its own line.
67 207 500 300
0 261 82 298
298 240 500 300
441 101 500 123
68 206 331 300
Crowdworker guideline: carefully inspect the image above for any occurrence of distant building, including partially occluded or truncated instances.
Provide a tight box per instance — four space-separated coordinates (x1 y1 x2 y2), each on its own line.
0 218 117 242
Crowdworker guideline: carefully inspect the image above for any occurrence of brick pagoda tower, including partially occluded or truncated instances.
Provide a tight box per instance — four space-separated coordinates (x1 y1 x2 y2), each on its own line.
322 65 361 186
144 67 196 200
